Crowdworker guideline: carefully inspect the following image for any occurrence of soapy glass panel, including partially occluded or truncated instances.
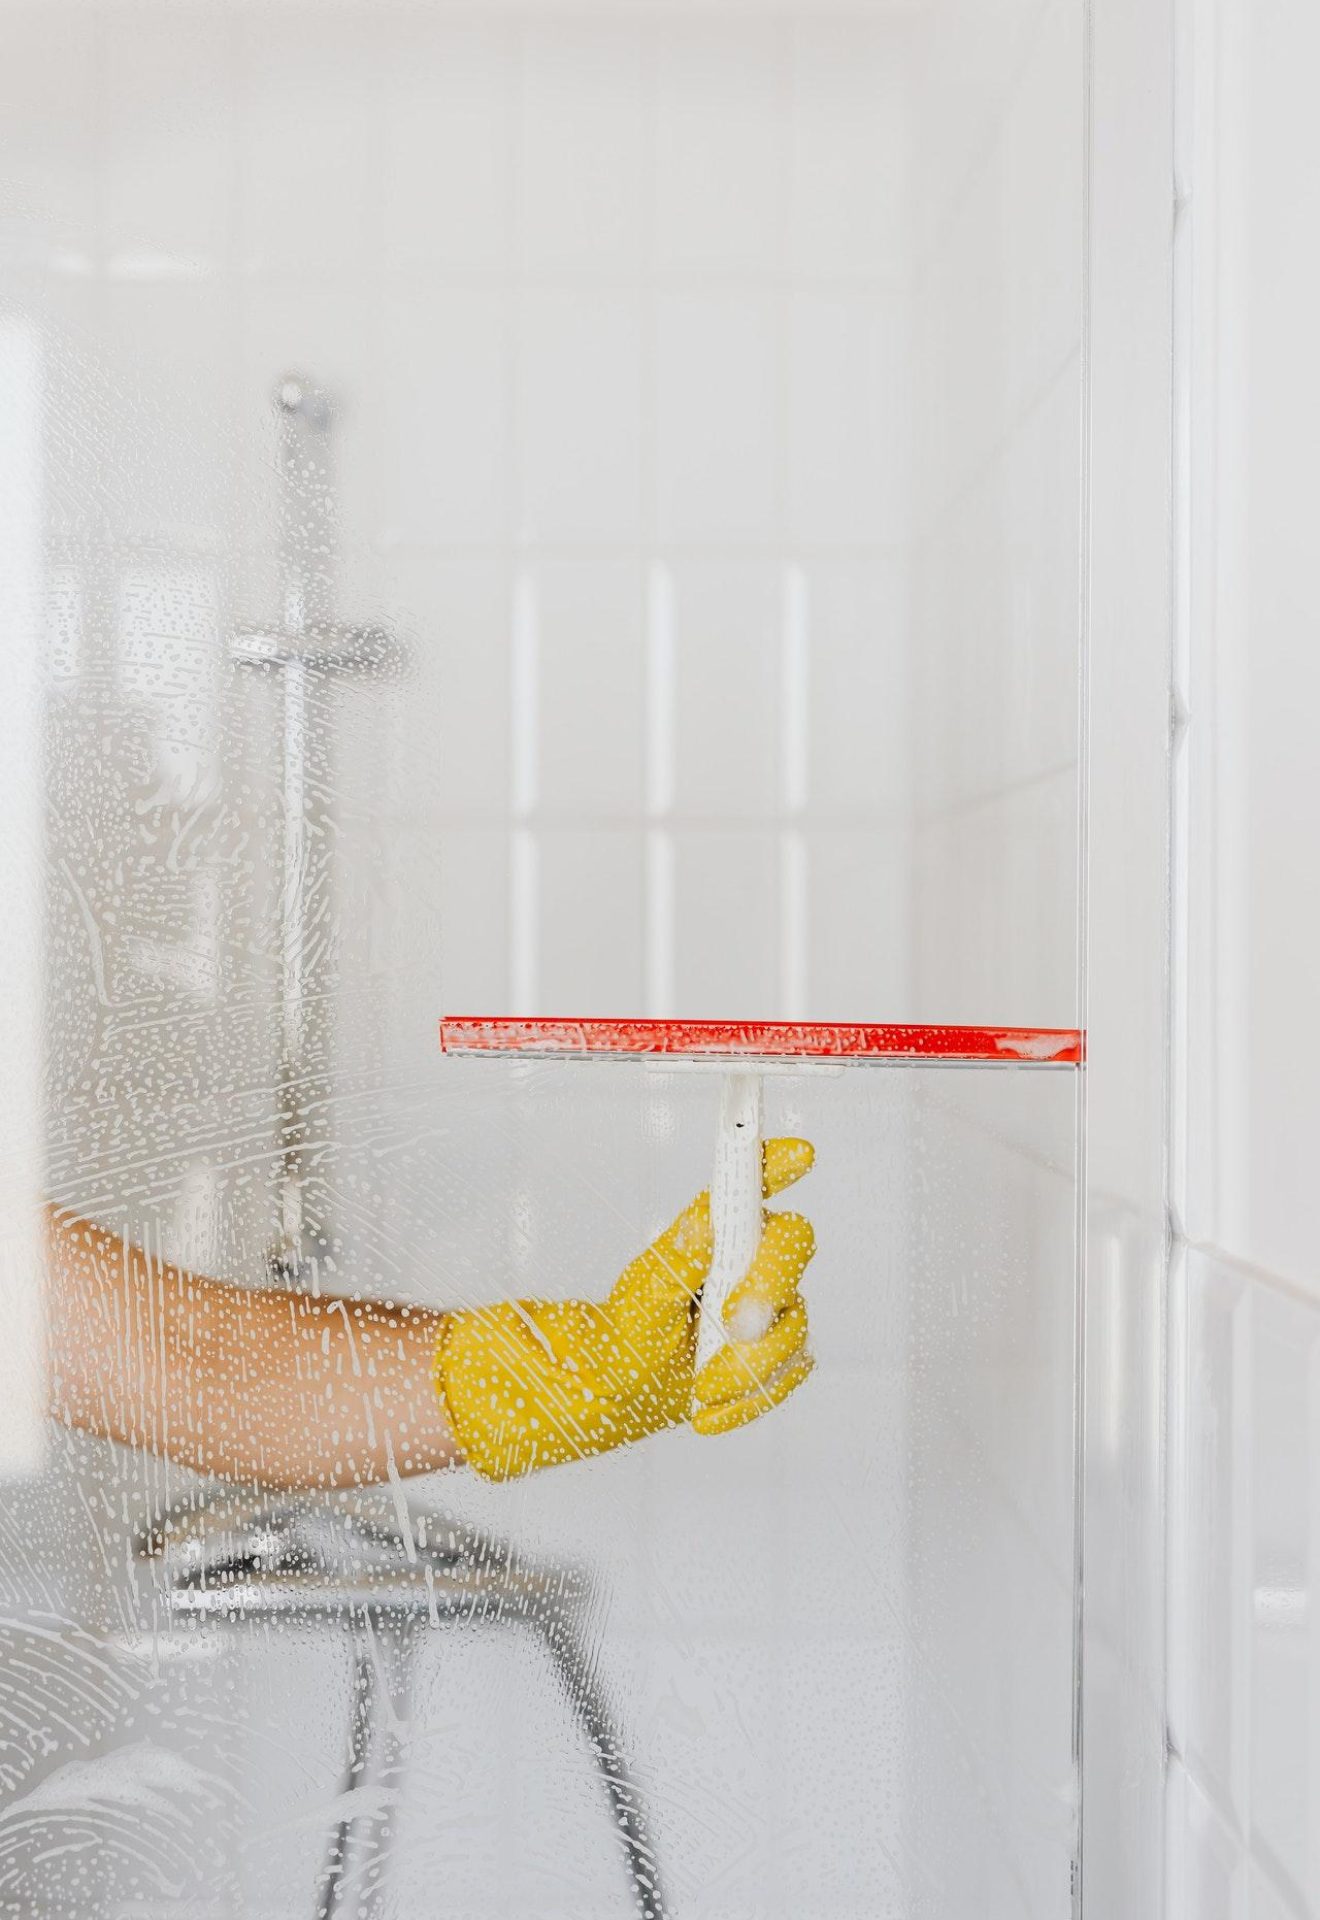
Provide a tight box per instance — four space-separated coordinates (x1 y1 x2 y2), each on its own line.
14 1054 1080 1919
376 1059 1081 1920
1 2 1083 1916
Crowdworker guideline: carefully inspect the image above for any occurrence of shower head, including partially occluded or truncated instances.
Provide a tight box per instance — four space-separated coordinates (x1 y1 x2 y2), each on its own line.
274 372 332 429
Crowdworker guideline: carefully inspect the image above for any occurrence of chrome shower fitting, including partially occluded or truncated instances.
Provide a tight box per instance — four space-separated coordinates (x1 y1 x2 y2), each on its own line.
135 1493 669 1920
232 374 405 1285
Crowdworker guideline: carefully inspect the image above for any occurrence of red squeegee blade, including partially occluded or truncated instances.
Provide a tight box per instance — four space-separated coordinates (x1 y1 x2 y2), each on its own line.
439 1016 1084 1066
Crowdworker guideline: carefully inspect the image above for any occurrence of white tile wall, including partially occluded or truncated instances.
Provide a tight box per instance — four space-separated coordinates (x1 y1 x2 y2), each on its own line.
518 20 645 275
1167 1756 1248 1920
368 549 512 819
237 10 378 279
802 556 910 823
101 6 235 269
653 21 783 274
102 281 234 544
1177 0 1320 1293
786 18 910 286
538 829 646 1014
1170 1254 1320 1917
517 288 643 545
911 0 1056 262
1173 0 1320 1910
377 286 512 544
913 357 1080 818
534 557 645 817
910 0 1083 1033
1250 1286 1316 1904
668 560 780 819
786 288 907 548
912 767 1078 1028
808 828 910 1019
654 288 781 547
672 828 780 1019
1172 1252 1251 1824
379 17 514 274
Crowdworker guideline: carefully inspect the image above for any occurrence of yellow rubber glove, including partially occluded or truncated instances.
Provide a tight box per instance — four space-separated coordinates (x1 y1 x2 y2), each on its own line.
432 1138 816 1481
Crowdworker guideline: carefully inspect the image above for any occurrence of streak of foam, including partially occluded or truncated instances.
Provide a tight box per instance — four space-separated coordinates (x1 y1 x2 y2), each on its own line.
0 1741 238 1904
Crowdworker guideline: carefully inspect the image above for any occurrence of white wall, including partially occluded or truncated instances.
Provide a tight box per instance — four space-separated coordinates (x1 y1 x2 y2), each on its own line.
1169 0 1320 1911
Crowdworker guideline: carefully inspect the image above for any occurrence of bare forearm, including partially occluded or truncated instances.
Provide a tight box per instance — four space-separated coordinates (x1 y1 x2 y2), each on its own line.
43 1205 459 1488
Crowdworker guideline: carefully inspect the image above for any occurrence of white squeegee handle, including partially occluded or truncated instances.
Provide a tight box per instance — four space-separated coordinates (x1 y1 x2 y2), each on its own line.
694 1072 765 1393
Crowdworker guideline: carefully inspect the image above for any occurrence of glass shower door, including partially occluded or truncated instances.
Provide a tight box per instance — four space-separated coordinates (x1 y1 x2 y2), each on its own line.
0 2 1087 1914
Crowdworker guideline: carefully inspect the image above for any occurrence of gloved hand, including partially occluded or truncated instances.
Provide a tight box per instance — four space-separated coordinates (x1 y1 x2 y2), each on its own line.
432 1138 816 1480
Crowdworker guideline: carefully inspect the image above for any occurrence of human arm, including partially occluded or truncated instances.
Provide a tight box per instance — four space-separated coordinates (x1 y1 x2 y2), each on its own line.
42 1136 817 1488
43 1203 457 1490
